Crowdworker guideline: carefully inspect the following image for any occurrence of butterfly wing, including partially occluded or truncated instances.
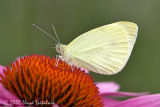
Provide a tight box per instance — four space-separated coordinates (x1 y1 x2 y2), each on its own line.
115 21 138 49
64 21 138 75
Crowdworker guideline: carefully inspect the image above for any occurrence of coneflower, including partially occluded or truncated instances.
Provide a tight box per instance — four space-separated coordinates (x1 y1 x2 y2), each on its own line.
0 55 103 106
1 55 160 107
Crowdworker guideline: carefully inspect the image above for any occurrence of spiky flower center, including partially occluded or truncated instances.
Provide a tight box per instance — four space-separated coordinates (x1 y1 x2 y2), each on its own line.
0 55 103 106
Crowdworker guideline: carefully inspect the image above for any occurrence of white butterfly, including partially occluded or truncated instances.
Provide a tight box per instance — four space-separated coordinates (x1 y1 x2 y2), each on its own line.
34 21 138 75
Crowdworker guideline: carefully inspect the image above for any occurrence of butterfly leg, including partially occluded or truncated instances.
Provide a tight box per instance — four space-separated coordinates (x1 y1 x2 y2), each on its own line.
58 56 64 61
67 62 75 71
70 63 74 71
56 55 61 67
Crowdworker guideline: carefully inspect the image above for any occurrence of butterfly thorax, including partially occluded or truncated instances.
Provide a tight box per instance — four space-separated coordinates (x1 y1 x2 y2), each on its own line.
56 44 72 63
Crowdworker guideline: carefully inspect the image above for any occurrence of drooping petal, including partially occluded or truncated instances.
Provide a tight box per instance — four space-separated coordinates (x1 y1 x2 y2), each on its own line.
101 91 148 97
0 65 24 106
102 97 121 107
52 104 60 107
0 65 5 77
96 82 120 94
0 83 24 106
114 94 160 107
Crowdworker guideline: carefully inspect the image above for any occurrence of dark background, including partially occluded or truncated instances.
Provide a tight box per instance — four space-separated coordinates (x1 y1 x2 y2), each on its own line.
0 0 160 93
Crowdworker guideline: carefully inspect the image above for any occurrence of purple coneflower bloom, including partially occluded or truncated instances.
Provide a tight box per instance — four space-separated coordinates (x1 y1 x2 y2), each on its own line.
0 55 160 107
0 55 103 106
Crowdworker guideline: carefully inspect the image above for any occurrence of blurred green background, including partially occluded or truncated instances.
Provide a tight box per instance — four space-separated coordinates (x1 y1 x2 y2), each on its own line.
0 0 160 93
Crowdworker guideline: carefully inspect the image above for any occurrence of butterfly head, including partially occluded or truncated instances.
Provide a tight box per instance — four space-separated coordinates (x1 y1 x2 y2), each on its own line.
56 44 66 56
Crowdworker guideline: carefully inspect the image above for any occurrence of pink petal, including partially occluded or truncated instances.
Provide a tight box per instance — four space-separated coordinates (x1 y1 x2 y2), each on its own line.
101 91 148 97
0 65 4 71
102 97 121 107
0 65 5 78
114 94 160 107
52 104 60 107
0 84 24 106
80 68 88 73
96 82 120 94
0 65 24 106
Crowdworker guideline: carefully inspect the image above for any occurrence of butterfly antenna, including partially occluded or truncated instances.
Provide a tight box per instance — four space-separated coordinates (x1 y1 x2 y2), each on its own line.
33 24 58 43
52 24 61 44
51 46 56 49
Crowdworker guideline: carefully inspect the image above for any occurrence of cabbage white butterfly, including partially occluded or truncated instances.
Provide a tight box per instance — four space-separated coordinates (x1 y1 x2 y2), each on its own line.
34 21 138 75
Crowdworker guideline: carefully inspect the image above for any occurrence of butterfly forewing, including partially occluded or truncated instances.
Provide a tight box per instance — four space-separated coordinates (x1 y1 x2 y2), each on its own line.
115 21 138 48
